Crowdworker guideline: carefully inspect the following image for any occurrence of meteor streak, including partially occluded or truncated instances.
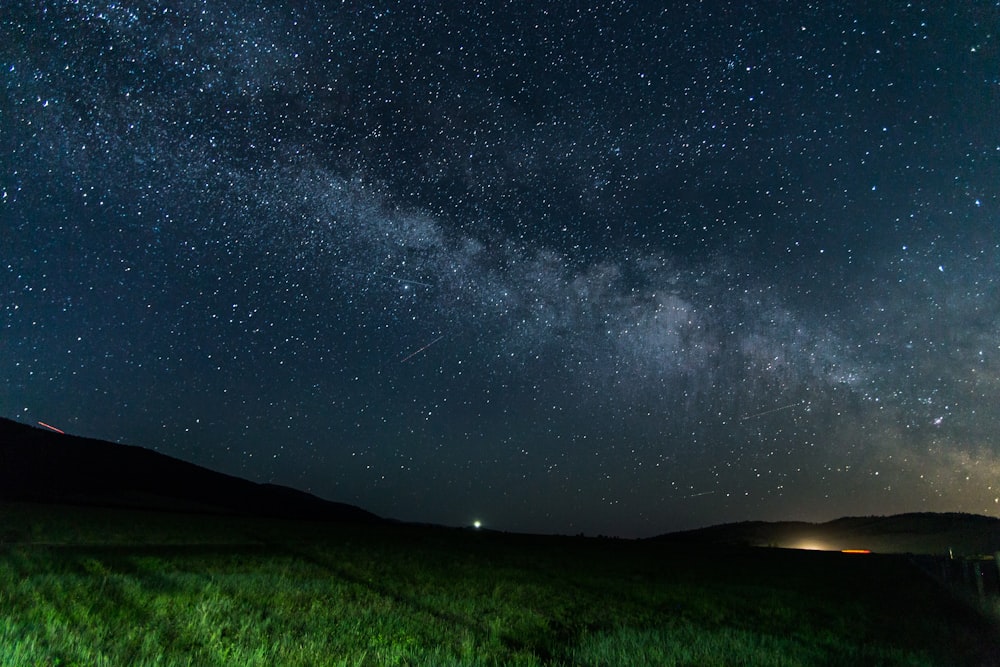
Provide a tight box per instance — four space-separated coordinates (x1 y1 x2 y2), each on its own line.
400 335 444 362
37 421 65 434
390 276 433 288
740 402 801 421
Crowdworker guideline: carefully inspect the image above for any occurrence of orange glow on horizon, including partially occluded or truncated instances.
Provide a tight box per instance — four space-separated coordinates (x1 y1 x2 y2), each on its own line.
841 549 871 554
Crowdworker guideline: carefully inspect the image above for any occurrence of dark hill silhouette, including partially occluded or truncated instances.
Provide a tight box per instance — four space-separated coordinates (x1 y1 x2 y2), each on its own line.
653 513 1000 556
0 418 382 523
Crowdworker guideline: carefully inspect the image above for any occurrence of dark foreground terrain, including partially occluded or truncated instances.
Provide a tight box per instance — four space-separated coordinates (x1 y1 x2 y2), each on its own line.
3 419 999 664
2 502 999 666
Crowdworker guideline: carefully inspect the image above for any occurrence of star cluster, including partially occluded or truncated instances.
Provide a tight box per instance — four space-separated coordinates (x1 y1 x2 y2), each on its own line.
2 1 998 536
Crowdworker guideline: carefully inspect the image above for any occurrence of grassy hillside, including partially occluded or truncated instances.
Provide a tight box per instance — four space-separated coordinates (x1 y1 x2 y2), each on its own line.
2 503 998 666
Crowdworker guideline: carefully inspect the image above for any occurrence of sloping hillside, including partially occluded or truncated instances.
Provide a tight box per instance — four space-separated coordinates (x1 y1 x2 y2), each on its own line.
0 418 381 523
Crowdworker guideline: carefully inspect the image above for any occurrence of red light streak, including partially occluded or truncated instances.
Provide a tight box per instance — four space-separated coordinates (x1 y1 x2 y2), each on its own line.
37 421 65 434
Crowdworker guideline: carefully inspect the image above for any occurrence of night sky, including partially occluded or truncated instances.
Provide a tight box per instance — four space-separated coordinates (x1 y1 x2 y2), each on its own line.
3 2 999 537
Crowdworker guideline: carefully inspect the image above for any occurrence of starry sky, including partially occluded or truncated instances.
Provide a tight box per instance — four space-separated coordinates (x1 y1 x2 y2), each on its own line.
2 1 999 537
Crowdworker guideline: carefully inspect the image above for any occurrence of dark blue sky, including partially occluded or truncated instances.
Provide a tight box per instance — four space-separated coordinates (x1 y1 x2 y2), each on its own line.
3 1 998 536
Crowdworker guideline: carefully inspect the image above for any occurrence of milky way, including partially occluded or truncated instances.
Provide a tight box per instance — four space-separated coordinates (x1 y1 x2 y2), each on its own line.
3 2 999 536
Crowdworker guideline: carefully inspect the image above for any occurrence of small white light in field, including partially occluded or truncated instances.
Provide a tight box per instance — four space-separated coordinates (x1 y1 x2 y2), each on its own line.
473 520 482 529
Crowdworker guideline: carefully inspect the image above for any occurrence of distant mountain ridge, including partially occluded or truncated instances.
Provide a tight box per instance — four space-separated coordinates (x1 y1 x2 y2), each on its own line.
5 417 997 549
0 418 382 523
654 513 1000 556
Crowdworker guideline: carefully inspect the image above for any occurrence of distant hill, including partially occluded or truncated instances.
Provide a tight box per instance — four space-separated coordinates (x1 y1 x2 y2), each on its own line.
653 513 1000 556
0 418 382 524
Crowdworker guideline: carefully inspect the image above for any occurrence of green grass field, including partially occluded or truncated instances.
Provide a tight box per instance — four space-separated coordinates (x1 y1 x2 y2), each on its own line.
1 503 997 666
